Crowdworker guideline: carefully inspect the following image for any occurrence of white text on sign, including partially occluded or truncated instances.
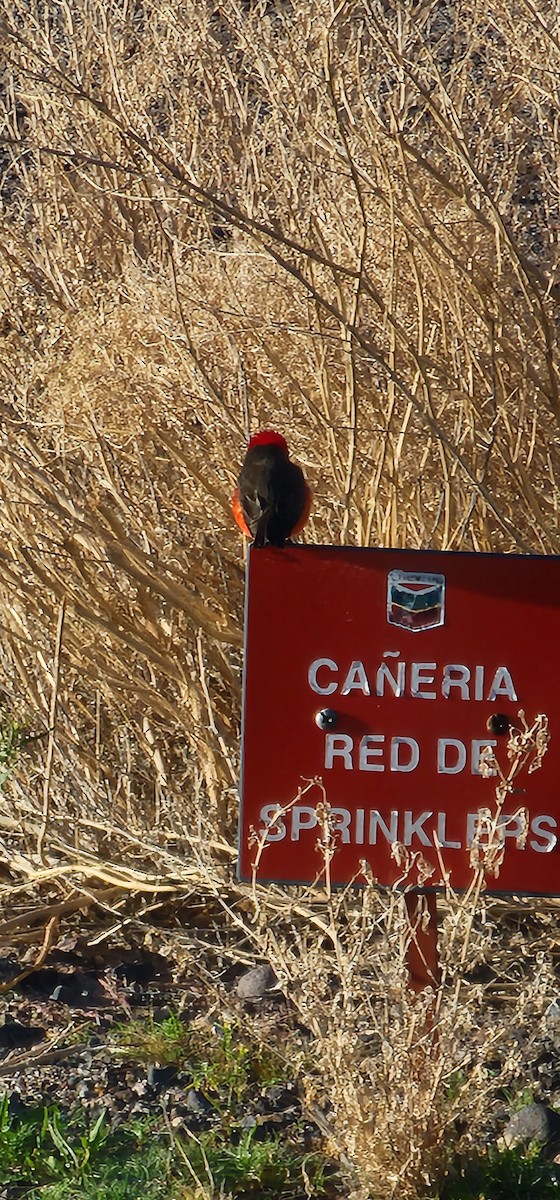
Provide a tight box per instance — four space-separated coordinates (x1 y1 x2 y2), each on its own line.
308 657 518 701
258 805 558 853
324 734 499 775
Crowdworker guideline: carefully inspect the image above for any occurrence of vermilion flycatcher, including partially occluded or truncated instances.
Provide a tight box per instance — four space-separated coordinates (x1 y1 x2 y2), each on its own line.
232 431 311 547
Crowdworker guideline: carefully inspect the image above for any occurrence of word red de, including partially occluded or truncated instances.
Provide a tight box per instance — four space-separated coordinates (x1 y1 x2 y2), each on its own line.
239 546 560 894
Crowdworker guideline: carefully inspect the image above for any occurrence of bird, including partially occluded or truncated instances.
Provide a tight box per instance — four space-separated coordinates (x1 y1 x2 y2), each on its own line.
232 430 311 548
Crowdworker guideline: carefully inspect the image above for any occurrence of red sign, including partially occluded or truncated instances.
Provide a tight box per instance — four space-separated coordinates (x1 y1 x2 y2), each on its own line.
239 546 560 895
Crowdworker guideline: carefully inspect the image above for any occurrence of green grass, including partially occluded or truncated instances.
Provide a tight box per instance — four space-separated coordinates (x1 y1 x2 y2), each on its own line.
173 1127 329 1198
110 1011 192 1066
111 1014 286 1104
440 1144 560 1199
0 1013 330 1197
0 1095 330 1199
0 1099 171 1197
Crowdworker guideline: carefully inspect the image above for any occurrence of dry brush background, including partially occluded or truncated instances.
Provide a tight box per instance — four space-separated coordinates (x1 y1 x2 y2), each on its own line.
1 1 560 1195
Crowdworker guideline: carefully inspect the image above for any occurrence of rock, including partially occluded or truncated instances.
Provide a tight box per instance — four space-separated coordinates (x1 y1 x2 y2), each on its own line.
146 1064 179 1090
18 967 63 996
531 1042 560 1093
131 1079 149 1097
239 1113 258 1131
257 1084 300 1116
184 1088 213 1115
169 1090 214 1131
50 971 108 1007
0 956 19 984
114 956 170 986
0 1021 46 1050
151 1006 173 1024
502 1102 560 1157
236 964 278 1001
20 967 108 1007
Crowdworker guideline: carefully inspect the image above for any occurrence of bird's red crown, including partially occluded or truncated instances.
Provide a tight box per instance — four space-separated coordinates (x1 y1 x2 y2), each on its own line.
247 430 289 454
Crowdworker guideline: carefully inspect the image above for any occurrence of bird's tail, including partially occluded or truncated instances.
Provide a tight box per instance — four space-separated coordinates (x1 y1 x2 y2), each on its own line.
254 509 271 547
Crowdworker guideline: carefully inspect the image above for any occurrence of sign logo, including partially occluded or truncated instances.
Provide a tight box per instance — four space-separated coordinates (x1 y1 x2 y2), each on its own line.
387 570 445 632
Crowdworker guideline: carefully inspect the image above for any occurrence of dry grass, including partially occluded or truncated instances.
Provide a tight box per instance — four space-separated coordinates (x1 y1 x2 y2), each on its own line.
0 0 560 1195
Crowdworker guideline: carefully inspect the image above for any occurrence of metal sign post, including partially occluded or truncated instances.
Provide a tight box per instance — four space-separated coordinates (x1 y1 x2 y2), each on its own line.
405 893 441 993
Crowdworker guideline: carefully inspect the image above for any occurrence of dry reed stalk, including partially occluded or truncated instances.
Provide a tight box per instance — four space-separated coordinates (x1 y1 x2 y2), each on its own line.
37 599 65 862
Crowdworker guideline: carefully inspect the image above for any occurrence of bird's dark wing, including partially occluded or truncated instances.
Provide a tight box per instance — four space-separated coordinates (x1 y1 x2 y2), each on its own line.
237 445 308 547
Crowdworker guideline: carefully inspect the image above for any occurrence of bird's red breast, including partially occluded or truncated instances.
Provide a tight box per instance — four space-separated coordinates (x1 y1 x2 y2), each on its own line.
232 486 252 538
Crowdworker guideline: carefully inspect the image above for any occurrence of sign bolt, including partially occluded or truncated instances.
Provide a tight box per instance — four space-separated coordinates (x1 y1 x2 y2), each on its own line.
486 713 511 735
315 709 339 730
